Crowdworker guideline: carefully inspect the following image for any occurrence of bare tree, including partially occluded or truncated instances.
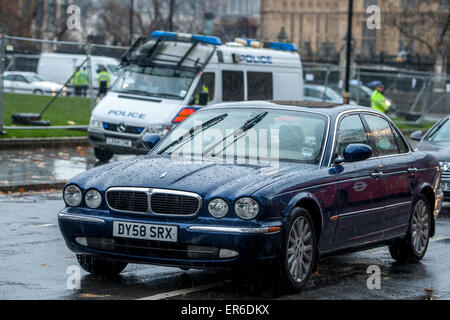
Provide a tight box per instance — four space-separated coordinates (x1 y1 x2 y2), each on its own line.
383 0 450 76
0 0 38 37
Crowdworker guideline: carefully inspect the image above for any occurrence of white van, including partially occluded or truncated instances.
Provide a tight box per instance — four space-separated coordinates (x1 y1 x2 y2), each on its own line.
37 52 119 89
88 31 304 161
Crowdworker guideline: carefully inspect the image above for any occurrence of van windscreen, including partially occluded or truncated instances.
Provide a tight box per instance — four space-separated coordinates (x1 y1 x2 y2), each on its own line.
111 65 196 100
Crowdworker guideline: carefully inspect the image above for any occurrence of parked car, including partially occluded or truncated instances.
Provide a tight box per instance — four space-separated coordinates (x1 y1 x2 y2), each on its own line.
2 71 67 95
58 101 443 290
303 84 357 105
411 114 450 201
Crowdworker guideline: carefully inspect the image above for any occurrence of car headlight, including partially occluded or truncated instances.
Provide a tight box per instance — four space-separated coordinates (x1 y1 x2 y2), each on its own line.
89 117 102 129
234 197 259 220
208 198 229 218
85 189 102 209
64 185 82 207
439 161 450 172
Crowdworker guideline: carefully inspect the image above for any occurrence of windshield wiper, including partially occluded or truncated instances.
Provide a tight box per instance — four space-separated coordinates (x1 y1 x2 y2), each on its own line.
157 113 228 155
120 89 157 97
203 111 269 157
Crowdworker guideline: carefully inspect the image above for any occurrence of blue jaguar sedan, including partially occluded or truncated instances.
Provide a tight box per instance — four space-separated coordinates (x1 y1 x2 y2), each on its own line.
58 101 444 290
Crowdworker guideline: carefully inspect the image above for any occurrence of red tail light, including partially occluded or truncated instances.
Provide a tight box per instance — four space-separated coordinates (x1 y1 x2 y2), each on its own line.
172 108 197 123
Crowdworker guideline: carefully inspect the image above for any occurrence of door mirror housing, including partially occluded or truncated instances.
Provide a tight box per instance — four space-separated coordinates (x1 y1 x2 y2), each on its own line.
410 130 423 141
141 133 161 150
342 144 373 163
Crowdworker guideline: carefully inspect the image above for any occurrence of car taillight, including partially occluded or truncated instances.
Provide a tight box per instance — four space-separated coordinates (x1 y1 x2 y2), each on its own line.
172 108 197 123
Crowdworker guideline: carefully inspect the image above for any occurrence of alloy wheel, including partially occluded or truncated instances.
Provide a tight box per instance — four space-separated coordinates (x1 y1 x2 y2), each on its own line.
287 216 314 283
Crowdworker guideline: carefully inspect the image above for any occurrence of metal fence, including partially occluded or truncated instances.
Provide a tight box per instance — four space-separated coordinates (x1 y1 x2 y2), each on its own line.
0 34 128 133
302 62 450 122
0 35 449 135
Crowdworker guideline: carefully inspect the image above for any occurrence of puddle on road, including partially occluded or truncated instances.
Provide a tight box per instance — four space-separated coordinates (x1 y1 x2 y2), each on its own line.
0 147 137 187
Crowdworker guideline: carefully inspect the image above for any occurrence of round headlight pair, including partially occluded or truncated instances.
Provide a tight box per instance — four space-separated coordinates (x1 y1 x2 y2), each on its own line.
208 197 259 220
63 185 102 209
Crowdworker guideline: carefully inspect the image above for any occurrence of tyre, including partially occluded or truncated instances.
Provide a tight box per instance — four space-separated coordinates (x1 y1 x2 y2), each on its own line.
33 89 43 95
94 148 114 162
277 207 317 291
77 254 127 275
389 195 431 263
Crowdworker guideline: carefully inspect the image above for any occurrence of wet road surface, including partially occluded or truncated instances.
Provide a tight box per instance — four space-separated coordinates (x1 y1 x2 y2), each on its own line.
1 190 450 300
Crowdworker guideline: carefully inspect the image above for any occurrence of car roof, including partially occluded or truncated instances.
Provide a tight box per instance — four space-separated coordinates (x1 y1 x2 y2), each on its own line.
204 100 365 116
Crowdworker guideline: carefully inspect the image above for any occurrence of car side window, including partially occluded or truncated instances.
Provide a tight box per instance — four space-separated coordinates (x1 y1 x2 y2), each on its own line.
3 75 15 81
363 114 399 156
222 71 244 101
247 72 273 100
392 126 409 154
192 72 215 103
15 75 27 83
336 114 370 157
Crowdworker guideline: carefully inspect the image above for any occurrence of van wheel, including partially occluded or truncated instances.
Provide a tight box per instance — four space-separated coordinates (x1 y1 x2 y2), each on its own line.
94 148 114 162
389 195 431 263
276 207 317 292
77 254 127 275
33 89 43 95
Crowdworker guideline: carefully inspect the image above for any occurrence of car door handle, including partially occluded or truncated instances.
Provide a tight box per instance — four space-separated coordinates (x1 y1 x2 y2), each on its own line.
407 167 418 174
371 171 384 178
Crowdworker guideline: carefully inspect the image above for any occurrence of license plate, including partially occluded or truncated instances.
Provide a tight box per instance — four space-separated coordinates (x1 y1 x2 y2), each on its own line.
441 182 450 192
106 137 132 147
113 221 177 242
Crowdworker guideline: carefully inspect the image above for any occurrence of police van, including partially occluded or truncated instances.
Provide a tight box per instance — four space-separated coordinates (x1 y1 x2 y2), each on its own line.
88 31 304 161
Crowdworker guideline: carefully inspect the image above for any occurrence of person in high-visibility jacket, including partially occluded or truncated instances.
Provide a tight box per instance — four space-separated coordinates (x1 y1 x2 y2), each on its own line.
72 67 83 96
78 67 89 97
194 85 209 105
97 67 111 97
371 83 390 113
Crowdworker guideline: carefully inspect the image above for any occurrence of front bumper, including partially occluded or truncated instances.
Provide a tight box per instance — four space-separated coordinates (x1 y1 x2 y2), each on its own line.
58 208 282 269
88 129 148 155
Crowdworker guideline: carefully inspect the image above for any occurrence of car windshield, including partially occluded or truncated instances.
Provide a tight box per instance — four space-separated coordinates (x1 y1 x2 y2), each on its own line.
153 108 328 164
107 64 119 75
23 74 44 82
427 118 450 143
111 65 196 100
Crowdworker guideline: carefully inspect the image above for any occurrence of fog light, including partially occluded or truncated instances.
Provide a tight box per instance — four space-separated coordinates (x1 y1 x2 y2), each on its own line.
219 248 239 258
75 237 88 246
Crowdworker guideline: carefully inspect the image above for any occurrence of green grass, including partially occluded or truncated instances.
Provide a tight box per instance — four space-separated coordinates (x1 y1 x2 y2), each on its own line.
391 117 435 131
1 93 91 138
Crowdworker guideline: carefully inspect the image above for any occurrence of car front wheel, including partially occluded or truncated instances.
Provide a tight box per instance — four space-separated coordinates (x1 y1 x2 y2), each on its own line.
389 195 431 263
77 254 127 275
278 207 317 291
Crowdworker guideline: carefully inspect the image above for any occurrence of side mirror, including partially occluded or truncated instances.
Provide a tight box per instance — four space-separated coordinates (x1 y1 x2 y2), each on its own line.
336 144 372 163
198 92 208 106
410 130 423 141
141 133 161 150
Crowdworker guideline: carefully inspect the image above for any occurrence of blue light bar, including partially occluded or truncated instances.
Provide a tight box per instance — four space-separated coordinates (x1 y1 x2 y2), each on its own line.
151 31 221 46
151 31 177 41
239 38 298 52
269 42 298 52
191 34 222 46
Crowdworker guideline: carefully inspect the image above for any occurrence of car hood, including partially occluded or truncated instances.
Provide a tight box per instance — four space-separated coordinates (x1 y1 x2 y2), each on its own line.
68 156 317 198
415 140 450 161
91 91 184 127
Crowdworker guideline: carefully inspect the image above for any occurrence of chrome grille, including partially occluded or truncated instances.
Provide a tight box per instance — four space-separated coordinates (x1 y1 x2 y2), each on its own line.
442 171 450 181
106 190 148 213
151 193 200 215
106 188 202 215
